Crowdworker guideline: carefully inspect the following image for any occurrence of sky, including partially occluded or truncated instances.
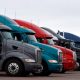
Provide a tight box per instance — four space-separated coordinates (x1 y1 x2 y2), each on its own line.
0 0 80 36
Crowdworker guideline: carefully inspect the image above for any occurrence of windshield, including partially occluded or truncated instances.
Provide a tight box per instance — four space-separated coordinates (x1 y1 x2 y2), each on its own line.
37 38 54 45
47 39 54 45
37 38 44 43
2 31 13 39
27 35 37 42
54 34 63 39
12 32 23 41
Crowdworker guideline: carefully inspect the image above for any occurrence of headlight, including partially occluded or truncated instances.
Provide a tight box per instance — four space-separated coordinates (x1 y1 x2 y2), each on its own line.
73 51 77 61
25 59 36 62
48 60 58 63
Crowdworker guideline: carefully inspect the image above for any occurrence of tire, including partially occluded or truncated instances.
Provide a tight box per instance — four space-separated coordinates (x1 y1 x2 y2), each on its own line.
5 59 25 76
33 60 51 76
59 67 66 73
60 69 66 73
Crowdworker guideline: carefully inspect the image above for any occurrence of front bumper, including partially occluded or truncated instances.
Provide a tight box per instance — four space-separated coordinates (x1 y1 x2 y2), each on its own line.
48 63 62 72
74 62 79 69
24 62 43 73
63 60 78 71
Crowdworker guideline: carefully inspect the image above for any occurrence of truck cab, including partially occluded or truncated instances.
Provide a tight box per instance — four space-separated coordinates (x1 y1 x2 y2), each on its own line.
0 15 63 76
0 24 42 76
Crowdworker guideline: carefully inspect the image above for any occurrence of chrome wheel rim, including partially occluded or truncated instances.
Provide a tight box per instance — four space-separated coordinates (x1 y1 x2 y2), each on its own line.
8 63 19 74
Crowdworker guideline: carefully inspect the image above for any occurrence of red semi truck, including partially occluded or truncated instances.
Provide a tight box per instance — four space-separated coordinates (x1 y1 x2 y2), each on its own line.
14 19 78 72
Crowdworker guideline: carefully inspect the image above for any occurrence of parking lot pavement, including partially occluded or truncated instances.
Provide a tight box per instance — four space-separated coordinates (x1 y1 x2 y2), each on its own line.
0 71 80 80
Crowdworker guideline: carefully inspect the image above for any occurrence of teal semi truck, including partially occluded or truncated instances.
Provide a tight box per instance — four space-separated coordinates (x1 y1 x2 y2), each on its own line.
0 15 63 76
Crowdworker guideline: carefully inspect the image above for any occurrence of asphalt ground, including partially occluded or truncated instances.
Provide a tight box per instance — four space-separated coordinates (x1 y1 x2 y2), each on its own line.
0 71 79 80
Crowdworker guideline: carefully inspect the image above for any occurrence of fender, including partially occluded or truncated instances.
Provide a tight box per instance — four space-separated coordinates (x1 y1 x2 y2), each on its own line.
42 54 57 67
0 51 31 70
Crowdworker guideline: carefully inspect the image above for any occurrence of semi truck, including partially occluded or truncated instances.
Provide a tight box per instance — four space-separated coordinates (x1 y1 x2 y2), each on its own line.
0 24 42 76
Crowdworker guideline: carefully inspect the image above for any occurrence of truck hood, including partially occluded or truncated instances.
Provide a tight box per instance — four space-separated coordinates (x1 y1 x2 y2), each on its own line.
53 45 73 60
6 39 40 60
29 41 59 60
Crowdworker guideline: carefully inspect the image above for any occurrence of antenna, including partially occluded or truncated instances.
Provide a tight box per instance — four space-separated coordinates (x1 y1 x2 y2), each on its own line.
4 8 6 16
63 31 64 38
14 11 16 19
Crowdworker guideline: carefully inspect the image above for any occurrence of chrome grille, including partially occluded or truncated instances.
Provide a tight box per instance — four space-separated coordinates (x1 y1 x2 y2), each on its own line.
73 51 77 61
58 52 63 63
36 50 42 63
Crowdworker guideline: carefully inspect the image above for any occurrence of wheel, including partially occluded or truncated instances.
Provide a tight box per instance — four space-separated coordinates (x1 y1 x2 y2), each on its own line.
5 59 25 76
33 60 51 76
59 67 66 73
60 69 66 73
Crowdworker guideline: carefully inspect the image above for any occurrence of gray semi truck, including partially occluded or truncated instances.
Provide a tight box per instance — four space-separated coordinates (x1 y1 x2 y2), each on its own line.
0 24 42 76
